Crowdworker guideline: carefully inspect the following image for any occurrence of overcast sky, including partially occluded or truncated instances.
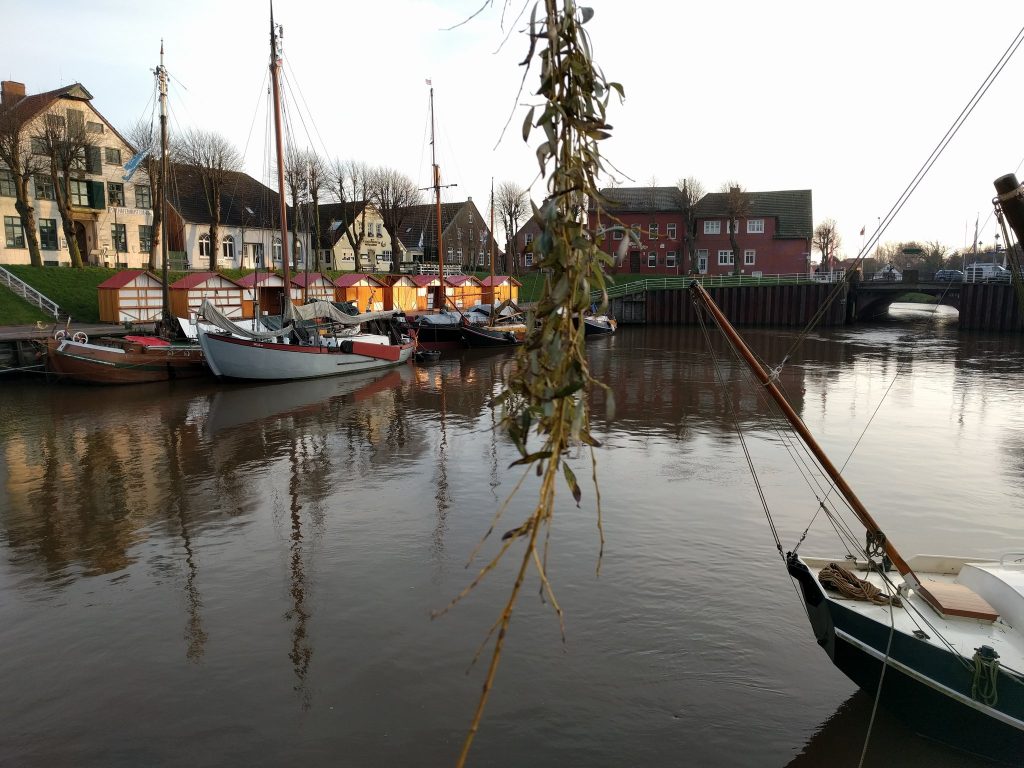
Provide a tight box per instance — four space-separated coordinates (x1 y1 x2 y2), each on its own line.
6 1 1024 259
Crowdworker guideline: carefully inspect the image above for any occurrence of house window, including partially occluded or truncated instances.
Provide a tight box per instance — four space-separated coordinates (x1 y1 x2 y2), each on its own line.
704 220 720 235
478 250 485 266
726 220 740 234
376 222 382 237
87 121 104 134
134 184 152 208
382 249 392 260
666 251 677 268
717 249 734 265
666 223 677 239
70 179 90 207
744 249 756 265
647 252 657 268
104 147 122 165
0 169 15 197
4 216 26 248
31 137 47 155
39 219 58 250
648 223 658 239
222 234 235 262
272 238 282 263
524 252 533 268
525 232 534 244
86 146 102 175
612 229 622 240
107 182 125 206
747 218 764 234
447 247 454 260
456 248 463 262
139 225 153 253
35 174 55 200
111 223 127 252
199 233 211 258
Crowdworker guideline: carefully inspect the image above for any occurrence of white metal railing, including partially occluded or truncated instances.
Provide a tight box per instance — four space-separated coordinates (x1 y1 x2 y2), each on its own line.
413 262 465 276
596 270 847 301
0 265 61 319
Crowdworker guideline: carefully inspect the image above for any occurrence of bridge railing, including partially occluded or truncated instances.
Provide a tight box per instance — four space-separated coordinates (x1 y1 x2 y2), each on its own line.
0 265 61 319
595 270 846 301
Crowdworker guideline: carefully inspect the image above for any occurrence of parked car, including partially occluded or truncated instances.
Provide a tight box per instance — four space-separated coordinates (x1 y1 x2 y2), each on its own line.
965 263 1011 282
934 269 964 281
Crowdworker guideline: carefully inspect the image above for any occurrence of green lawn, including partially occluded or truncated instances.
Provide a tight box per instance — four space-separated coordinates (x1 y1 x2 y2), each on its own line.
5 266 118 323
0 285 51 324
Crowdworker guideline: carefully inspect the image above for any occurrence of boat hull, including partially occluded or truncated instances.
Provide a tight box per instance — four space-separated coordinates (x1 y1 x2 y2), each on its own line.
582 316 616 336
460 324 523 348
787 555 1024 763
407 323 464 351
198 331 413 381
45 338 207 385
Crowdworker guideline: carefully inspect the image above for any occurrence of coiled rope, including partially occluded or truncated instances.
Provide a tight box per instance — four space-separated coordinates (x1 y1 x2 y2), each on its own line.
818 562 902 607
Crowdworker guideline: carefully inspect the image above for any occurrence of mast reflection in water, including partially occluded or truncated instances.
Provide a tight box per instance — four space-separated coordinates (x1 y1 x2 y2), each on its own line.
1 315 1022 767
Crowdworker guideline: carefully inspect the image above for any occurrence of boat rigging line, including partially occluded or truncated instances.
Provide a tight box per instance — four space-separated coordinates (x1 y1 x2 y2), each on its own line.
773 22 1024 373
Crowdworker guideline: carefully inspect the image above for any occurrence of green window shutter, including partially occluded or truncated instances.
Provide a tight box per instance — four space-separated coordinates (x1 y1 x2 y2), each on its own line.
88 180 106 209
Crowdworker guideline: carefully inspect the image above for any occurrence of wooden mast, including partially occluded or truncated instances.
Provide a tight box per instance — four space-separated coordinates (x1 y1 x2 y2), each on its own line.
430 85 444 310
489 177 495 307
270 7 291 308
688 280 922 589
157 42 171 323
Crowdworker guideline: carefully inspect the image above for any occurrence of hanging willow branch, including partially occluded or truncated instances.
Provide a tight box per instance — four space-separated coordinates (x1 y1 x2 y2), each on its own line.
444 2 623 765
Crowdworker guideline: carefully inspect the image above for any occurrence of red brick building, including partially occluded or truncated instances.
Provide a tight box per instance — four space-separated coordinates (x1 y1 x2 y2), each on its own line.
578 186 813 277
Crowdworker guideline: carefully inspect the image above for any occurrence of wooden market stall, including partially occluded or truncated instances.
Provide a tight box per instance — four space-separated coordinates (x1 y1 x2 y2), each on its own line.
408 275 442 311
169 272 245 319
333 274 386 312
382 274 418 312
291 272 336 304
97 269 165 323
235 271 288 318
445 275 484 308
481 275 522 305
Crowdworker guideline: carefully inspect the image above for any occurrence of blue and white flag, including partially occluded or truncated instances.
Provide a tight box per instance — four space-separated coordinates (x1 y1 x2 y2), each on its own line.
122 151 147 181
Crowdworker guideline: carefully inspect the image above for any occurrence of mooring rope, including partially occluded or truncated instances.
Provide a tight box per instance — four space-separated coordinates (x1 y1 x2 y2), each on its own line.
818 562 902 607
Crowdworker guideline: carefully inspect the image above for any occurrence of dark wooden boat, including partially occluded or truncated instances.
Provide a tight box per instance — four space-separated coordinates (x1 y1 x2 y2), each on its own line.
45 333 207 385
460 321 524 348
406 312 465 351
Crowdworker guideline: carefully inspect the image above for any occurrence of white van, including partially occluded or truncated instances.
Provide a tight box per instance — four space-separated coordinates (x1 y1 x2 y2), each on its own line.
964 263 1011 282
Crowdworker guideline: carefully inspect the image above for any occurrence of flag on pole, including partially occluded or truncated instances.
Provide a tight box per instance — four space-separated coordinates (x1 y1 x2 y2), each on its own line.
425 78 432 86
859 225 865 236
122 151 147 182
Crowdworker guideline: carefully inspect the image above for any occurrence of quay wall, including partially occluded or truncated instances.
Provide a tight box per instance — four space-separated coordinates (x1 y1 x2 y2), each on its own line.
958 283 1024 332
610 284 848 327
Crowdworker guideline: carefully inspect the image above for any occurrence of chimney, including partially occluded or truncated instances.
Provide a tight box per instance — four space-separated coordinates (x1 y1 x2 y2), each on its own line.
1 81 26 107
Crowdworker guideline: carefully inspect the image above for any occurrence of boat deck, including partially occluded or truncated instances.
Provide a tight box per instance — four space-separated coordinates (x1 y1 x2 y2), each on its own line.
802 555 1024 676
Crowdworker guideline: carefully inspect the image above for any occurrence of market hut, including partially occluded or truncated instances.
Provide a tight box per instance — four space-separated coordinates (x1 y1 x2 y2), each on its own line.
445 274 484 308
481 275 522 305
97 269 165 323
235 271 288 318
291 272 336 304
334 273 386 312
409 275 442 311
382 274 418 312
169 272 245 319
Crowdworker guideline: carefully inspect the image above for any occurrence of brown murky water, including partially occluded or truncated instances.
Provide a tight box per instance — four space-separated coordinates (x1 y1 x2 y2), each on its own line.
1 304 1022 767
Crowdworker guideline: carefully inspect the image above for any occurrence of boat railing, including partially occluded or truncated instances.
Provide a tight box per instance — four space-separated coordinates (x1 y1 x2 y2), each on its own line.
593 271 847 302
0 265 62 319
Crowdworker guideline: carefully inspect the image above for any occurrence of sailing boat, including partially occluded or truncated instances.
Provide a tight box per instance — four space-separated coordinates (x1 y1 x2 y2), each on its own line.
687 172 1024 764
196 13 413 381
45 45 207 385
460 180 525 349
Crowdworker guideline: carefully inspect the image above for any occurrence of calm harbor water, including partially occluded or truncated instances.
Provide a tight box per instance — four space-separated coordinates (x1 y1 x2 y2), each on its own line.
2 304 1023 767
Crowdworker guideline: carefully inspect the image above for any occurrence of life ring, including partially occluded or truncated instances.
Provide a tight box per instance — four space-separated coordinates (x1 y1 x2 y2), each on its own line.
72 331 89 344
54 330 67 341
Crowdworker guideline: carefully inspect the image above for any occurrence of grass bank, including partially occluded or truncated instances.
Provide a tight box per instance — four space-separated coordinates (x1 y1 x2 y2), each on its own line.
0 286 51 324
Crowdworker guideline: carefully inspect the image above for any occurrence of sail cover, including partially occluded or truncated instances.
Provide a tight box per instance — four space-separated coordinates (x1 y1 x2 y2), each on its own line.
284 299 396 326
198 299 398 341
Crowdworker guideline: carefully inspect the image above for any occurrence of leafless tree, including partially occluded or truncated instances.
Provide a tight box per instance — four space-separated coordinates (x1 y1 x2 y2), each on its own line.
36 111 93 268
675 176 705 274
306 152 326 270
368 166 421 274
173 128 241 271
495 181 528 274
284 148 326 270
812 219 842 272
331 159 371 272
125 120 165 271
721 180 750 276
0 104 47 266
